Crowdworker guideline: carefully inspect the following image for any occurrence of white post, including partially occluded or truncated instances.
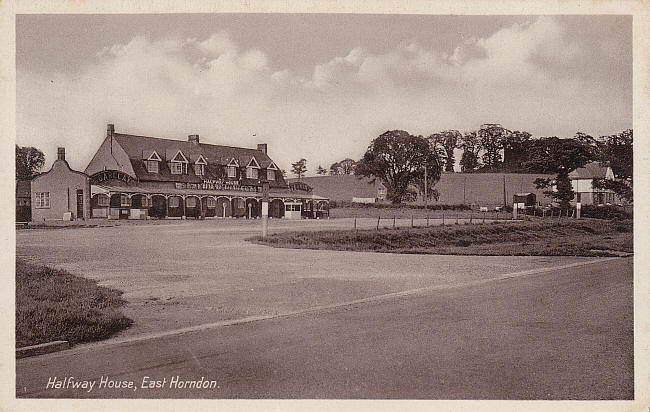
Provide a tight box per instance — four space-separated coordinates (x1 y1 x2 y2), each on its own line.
261 182 270 238
513 203 518 220
576 202 581 219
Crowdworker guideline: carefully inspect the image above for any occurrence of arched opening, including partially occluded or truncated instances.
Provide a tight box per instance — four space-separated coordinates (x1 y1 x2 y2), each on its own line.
131 194 147 209
110 193 123 208
245 198 260 219
270 199 285 218
91 194 110 218
231 197 246 218
168 196 184 217
216 197 231 218
302 199 314 218
202 197 217 218
185 196 200 218
150 195 167 219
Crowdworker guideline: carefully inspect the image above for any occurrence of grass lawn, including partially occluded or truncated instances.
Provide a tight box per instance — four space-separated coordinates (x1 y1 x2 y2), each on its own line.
16 259 133 348
253 219 633 257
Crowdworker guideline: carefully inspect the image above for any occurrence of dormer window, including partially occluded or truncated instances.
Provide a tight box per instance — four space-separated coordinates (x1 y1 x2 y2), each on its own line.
170 150 189 175
171 162 187 175
246 157 260 179
246 167 259 179
146 160 159 173
226 158 239 178
144 150 162 173
194 154 207 176
266 161 278 181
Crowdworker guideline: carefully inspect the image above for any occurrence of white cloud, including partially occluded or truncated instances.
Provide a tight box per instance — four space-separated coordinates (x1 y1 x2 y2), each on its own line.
17 17 630 175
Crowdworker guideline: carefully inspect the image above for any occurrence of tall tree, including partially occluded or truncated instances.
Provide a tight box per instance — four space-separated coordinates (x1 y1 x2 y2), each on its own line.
329 158 356 175
291 158 307 178
316 165 327 175
16 145 45 180
428 130 461 172
525 137 593 209
477 123 510 170
355 130 442 204
592 129 633 202
502 130 532 171
459 131 481 172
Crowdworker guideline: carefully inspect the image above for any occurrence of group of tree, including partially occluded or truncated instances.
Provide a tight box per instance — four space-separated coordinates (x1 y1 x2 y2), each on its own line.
16 145 45 180
353 127 632 206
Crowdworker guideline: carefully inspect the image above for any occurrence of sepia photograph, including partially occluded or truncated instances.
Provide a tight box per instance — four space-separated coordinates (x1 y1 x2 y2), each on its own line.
5 3 648 411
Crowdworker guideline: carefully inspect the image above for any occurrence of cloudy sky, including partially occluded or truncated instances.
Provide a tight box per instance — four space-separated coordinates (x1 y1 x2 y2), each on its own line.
17 14 632 174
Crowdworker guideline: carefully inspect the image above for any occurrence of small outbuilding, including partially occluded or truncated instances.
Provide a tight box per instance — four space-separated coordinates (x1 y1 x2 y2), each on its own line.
513 193 536 208
31 148 90 221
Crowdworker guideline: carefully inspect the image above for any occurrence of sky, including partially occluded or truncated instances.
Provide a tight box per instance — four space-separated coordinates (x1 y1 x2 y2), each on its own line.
16 14 632 174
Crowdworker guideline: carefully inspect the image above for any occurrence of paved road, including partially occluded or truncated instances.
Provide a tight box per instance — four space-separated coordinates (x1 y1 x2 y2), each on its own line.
16 220 589 338
16 257 633 399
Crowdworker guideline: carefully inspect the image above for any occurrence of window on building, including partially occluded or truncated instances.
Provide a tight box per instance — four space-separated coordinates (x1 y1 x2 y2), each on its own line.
267 170 275 181
97 194 109 206
146 160 159 173
207 197 216 208
171 162 187 175
35 192 50 208
169 197 180 208
194 164 205 176
186 197 197 208
246 167 259 179
120 194 130 207
227 166 237 178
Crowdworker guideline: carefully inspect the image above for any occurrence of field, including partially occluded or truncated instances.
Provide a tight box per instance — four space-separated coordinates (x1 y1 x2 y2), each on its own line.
254 219 633 256
16 259 132 347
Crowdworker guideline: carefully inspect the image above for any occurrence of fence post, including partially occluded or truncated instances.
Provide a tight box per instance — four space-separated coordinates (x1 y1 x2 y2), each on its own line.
354 217 357 232
542 209 545 218
393 215 396 229
483 211 486 223
470 213 473 224
427 214 430 227
496 211 499 221
441 212 444 226
411 215 414 228
377 216 380 230
456 213 459 225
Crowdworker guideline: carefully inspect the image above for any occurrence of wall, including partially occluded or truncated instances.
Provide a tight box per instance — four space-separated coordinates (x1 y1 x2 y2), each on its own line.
432 173 555 207
31 160 90 221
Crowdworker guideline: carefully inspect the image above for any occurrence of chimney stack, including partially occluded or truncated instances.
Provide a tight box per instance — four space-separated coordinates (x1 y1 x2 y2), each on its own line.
257 143 267 154
57 147 66 161
107 123 115 137
188 134 200 145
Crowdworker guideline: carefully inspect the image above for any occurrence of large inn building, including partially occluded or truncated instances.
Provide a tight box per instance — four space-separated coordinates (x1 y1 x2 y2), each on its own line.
30 124 329 221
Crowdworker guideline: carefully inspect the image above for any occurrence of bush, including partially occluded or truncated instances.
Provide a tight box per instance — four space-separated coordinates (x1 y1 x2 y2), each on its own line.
580 205 632 220
328 201 471 211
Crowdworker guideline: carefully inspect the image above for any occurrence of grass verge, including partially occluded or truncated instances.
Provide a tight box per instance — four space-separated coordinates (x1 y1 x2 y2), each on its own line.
252 219 633 257
16 259 133 348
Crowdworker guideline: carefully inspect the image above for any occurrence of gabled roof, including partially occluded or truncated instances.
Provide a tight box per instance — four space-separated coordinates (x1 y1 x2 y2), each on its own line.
110 132 285 187
113 133 273 166
569 162 611 179
194 154 207 165
142 150 162 161
246 157 261 168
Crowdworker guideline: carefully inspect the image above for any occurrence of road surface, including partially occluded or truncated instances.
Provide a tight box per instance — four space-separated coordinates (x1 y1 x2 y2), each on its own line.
16 257 633 399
